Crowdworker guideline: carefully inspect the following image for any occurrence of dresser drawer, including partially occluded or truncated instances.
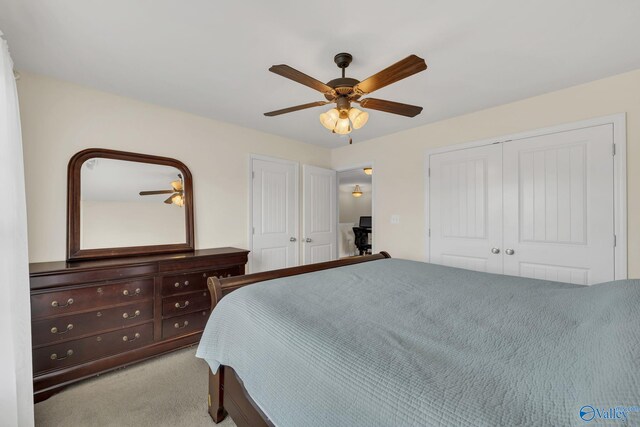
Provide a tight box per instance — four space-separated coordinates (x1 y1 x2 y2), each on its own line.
31 299 154 347
31 279 153 319
162 290 210 317
161 310 209 340
33 323 153 374
161 267 238 296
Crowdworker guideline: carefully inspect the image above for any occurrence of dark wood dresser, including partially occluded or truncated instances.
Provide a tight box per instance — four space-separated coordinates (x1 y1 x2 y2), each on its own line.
29 247 248 402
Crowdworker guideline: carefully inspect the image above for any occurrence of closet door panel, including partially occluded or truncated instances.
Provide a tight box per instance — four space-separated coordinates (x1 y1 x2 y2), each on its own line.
502 124 615 285
429 144 503 274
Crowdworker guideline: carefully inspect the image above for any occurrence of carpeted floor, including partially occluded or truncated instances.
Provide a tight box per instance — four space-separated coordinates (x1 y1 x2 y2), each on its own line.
35 346 236 427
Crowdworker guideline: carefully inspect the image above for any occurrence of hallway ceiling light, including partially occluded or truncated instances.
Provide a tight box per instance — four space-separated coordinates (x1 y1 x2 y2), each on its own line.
352 185 363 198
363 167 373 175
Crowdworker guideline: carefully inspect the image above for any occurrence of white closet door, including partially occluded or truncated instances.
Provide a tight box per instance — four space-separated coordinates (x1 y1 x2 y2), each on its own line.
303 165 337 264
429 144 503 273
251 158 298 272
502 124 615 285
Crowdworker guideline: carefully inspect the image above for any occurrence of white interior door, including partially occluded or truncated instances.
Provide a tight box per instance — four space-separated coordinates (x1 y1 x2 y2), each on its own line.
502 124 615 284
429 144 503 273
303 165 337 264
251 158 298 272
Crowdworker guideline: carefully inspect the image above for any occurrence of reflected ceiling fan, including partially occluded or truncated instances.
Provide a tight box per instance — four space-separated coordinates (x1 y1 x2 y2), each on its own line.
139 174 184 206
264 52 427 135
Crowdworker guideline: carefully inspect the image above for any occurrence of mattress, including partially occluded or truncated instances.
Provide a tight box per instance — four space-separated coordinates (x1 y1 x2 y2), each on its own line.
197 259 640 426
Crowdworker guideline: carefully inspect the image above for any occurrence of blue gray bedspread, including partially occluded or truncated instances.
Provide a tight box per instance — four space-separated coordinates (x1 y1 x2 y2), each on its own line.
196 259 640 426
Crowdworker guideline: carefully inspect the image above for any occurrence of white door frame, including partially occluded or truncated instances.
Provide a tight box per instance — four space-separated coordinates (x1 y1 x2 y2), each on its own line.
248 154 300 273
335 162 376 254
425 113 627 280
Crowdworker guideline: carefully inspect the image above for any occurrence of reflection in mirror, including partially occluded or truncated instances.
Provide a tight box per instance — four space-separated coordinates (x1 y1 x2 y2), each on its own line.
80 158 187 250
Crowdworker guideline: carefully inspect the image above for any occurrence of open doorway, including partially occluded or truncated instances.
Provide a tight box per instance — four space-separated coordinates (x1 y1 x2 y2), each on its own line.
337 166 373 257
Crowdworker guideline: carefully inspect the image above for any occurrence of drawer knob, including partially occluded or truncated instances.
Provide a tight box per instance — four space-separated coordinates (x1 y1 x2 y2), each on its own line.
51 298 74 308
50 349 73 360
51 324 73 334
122 310 141 319
202 273 207 278
122 332 141 342
174 320 189 329
174 281 190 288
123 288 141 297
174 301 190 309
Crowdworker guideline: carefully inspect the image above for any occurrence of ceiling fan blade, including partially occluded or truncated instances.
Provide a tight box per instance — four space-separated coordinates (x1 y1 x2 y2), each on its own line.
269 65 336 96
264 101 330 117
354 55 427 95
139 190 174 196
164 195 174 204
359 98 423 117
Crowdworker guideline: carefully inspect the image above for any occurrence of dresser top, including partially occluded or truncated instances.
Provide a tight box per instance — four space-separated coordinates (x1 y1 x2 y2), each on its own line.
29 247 249 276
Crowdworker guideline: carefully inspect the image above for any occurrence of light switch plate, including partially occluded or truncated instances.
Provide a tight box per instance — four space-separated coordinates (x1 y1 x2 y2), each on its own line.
391 215 400 224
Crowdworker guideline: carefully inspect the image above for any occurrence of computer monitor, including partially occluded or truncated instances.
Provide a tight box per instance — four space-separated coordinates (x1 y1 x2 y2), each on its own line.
359 216 372 228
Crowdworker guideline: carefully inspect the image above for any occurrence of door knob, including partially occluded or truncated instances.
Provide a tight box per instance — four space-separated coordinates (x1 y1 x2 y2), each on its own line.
491 248 500 254
290 237 297 242
505 248 515 255
305 238 312 243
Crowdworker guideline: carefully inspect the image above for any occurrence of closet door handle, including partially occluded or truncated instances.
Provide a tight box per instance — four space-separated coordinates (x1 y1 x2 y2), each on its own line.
305 238 312 243
491 248 500 254
505 249 515 255
290 237 297 242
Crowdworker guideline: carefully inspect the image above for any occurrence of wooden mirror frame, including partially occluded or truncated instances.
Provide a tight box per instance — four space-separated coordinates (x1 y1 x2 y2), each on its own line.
67 148 195 261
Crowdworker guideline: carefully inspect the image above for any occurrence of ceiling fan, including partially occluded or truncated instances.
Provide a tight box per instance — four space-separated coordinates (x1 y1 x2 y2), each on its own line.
264 52 427 135
139 174 184 206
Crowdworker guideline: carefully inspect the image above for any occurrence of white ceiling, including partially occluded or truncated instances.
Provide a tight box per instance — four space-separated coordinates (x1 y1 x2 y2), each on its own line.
2 0 640 148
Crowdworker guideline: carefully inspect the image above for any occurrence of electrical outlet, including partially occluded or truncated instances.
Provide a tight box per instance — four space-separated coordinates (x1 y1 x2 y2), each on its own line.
391 215 400 224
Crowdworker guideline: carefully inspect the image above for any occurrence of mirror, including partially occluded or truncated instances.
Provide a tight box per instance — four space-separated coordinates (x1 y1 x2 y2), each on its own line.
67 149 194 261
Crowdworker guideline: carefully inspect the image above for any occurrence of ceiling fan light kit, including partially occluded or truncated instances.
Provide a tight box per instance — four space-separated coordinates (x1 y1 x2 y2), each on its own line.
265 52 427 140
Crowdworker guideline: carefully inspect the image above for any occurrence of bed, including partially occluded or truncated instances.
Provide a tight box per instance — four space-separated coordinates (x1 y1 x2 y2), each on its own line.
197 253 640 426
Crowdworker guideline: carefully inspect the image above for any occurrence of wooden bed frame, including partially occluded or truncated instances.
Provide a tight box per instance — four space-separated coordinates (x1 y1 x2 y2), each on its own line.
205 252 391 426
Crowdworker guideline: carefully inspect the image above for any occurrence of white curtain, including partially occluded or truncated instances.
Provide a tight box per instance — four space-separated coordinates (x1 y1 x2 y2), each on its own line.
0 30 34 426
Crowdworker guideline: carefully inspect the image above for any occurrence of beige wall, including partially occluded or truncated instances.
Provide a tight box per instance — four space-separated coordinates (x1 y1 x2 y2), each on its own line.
80 201 186 249
331 69 640 278
18 73 331 263
338 190 372 224
19 69 640 276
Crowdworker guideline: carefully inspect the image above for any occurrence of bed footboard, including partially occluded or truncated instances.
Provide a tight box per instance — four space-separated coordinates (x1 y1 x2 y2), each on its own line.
207 251 390 310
